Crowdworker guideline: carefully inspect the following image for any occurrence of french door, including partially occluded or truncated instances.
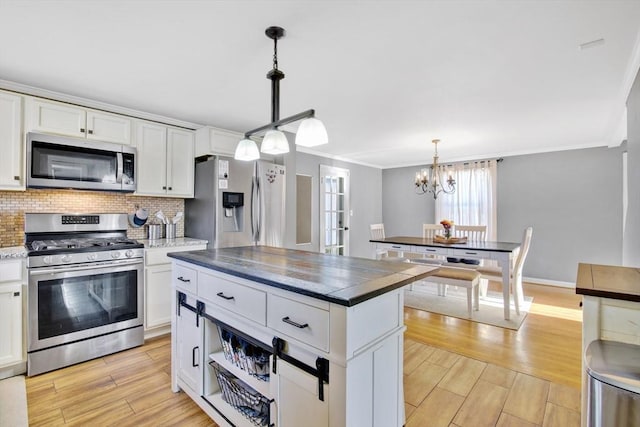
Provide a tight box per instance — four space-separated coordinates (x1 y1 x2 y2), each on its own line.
319 165 350 256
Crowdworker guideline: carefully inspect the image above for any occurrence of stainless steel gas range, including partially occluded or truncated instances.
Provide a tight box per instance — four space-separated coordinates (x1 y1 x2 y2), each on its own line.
25 213 144 376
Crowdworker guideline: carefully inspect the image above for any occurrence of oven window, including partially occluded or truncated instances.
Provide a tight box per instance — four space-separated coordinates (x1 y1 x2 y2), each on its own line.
38 270 137 340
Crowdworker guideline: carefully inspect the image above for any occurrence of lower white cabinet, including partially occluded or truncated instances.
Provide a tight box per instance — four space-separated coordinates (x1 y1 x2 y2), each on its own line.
275 359 329 427
172 261 405 427
176 298 203 394
0 258 26 379
144 244 206 338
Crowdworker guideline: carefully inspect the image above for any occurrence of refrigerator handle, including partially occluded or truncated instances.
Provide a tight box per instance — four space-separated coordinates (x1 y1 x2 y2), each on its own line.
251 174 261 243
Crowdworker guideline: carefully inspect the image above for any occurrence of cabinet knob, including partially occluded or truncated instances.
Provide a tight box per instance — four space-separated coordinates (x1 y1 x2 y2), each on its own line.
13 291 20 297
168 187 172 191
88 129 93 135
13 176 20 181
162 186 167 190
80 128 85 133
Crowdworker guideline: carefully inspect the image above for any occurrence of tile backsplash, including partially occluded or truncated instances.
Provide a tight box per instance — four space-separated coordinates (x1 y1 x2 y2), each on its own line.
0 189 185 247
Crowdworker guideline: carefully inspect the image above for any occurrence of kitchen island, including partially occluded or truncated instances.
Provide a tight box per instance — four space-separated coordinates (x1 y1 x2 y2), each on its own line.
168 246 438 427
576 263 640 427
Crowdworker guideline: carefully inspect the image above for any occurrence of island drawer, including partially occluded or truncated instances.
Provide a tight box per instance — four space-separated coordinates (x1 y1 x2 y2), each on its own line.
267 294 329 352
198 272 267 326
0 259 23 283
173 263 197 293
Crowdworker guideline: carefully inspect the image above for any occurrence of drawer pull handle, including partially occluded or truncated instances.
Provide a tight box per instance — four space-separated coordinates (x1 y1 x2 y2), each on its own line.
177 276 190 283
216 292 235 300
282 316 309 329
392 245 402 249
425 249 436 252
464 252 478 255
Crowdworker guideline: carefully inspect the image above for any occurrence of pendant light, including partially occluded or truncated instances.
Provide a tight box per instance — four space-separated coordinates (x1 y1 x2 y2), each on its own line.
234 26 328 160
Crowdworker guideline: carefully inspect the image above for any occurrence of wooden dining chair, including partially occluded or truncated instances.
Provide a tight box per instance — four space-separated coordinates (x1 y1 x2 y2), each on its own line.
369 223 406 261
477 226 533 316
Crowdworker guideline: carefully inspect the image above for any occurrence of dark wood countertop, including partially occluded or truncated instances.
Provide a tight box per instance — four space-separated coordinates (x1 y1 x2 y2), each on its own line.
167 246 439 306
575 263 640 302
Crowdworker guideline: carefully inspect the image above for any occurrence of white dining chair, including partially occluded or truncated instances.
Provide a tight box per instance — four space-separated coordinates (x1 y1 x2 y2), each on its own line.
477 226 533 316
416 223 445 265
446 225 487 266
369 223 407 261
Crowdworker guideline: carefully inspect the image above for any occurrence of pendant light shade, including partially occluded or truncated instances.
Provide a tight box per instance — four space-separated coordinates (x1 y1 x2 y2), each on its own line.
295 117 328 147
260 130 290 155
234 138 260 161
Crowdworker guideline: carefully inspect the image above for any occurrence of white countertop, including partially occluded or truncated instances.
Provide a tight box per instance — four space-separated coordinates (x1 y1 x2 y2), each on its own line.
139 237 208 249
0 246 28 259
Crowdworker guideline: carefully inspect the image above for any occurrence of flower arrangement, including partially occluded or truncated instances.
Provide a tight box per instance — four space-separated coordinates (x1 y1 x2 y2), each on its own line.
440 219 453 239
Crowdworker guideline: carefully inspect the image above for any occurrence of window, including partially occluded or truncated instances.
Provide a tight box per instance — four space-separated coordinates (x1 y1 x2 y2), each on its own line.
435 160 497 240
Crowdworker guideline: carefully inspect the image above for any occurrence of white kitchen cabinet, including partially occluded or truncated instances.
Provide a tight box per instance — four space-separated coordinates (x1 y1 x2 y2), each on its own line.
176 297 203 394
0 258 26 379
195 126 243 157
134 120 195 198
172 260 406 427
0 91 24 190
144 243 206 338
27 98 132 144
275 359 329 427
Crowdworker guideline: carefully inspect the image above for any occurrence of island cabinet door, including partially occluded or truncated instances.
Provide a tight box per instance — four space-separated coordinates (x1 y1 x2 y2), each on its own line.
347 332 403 427
275 359 328 427
176 304 203 394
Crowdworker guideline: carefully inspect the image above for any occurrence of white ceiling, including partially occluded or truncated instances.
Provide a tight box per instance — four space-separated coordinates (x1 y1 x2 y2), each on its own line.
1 0 639 168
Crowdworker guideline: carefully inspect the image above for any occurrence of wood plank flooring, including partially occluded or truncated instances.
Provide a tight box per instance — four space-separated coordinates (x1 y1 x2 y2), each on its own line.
26 281 582 426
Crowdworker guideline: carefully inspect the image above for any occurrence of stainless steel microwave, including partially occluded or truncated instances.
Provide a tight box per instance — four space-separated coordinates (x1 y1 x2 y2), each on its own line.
26 132 136 192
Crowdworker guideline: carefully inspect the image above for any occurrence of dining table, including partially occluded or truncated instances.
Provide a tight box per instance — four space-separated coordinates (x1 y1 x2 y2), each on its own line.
369 236 522 320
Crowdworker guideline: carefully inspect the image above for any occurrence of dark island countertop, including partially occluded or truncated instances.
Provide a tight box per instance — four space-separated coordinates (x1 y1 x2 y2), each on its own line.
576 263 640 302
168 246 439 306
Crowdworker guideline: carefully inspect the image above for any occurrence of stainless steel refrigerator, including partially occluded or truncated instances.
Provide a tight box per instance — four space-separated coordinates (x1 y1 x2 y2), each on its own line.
185 156 286 248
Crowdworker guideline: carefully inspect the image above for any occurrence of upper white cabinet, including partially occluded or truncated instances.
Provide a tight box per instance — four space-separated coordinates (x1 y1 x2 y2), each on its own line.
27 98 132 145
195 126 243 157
0 90 24 190
134 120 194 198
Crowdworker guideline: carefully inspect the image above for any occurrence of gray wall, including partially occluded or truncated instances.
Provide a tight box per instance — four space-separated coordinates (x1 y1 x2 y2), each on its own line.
624 70 640 266
283 151 383 259
382 168 436 236
497 147 623 283
382 146 624 283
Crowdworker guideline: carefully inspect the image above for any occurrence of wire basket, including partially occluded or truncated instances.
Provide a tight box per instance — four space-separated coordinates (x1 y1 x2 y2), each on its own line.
219 328 270 381
212 362 272 426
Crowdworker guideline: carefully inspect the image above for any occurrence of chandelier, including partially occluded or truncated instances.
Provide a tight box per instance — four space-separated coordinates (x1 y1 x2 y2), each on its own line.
414 139 456 199
234 26 328 161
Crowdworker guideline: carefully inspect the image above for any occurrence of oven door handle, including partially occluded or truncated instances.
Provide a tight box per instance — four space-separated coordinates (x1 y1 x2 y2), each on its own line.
28 259 142 275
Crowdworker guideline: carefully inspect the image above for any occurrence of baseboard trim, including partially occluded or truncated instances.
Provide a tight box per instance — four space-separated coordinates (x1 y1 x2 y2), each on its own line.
524 276 575 289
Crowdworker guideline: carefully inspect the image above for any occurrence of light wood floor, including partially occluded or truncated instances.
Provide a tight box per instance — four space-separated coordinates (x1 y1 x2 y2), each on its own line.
26 282 582 426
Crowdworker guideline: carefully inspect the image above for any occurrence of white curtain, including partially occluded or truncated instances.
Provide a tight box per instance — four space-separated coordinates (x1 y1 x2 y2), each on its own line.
435 160 498 240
